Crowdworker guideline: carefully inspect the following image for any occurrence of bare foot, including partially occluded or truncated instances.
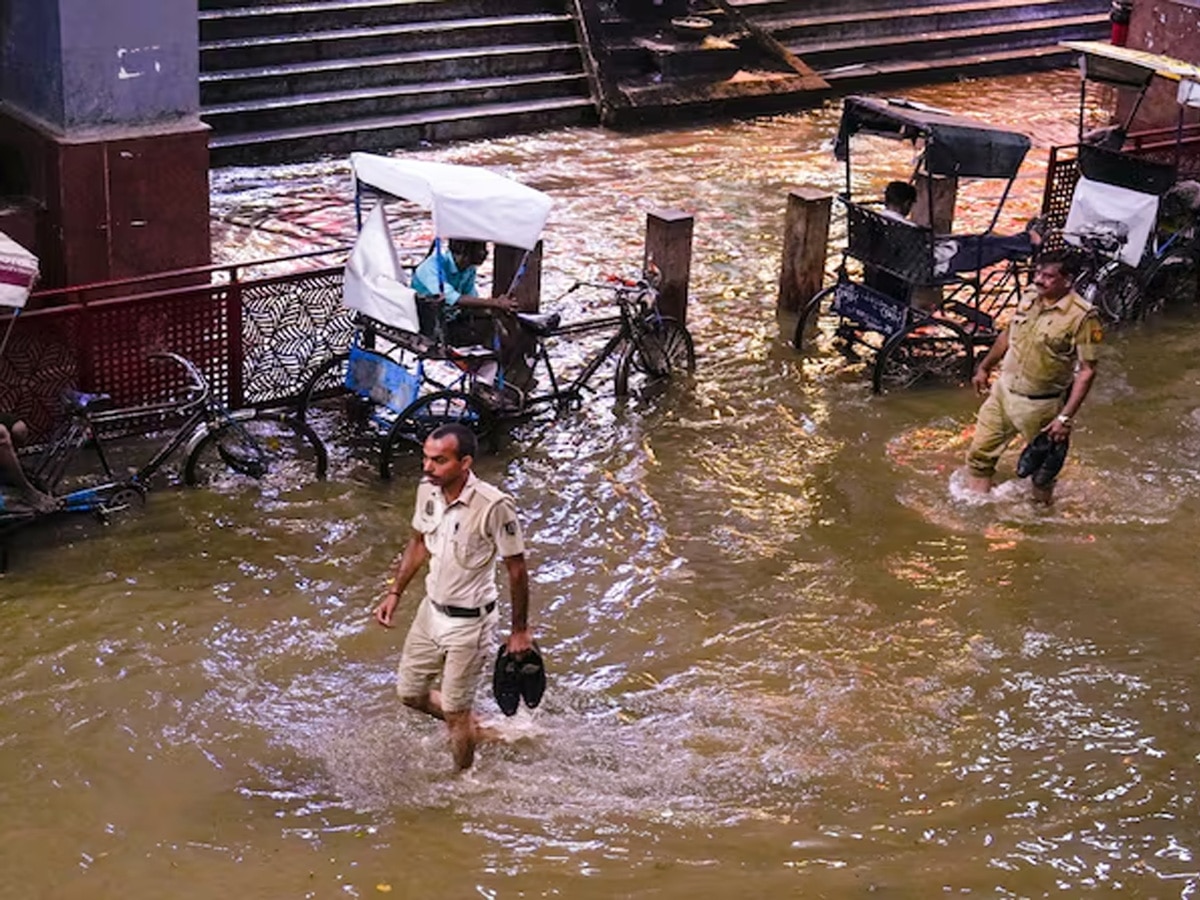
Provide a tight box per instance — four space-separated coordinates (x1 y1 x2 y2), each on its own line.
966 474 993 494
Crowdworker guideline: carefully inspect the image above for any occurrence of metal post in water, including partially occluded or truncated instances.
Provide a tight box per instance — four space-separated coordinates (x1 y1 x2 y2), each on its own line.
644 209 693 324
777 188 832 316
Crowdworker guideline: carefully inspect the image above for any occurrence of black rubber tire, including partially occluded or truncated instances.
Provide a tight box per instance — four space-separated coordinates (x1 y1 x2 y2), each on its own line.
294 352 350 424
379 390 496 480
872 318 974 394
1085 262 1144 324
792 285 836 352
184 411 329 487
613 317 696 398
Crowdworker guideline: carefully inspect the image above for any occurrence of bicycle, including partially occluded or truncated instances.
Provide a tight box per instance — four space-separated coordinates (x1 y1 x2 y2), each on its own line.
5 351 328 532
297 272 696 479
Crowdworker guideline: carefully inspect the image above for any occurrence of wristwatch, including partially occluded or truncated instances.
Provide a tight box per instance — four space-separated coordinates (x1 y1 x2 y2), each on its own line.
1055 413 1073 426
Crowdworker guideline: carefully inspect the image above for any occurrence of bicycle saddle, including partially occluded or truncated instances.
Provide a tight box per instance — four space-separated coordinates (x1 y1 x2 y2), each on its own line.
62 389 111 413
516 312 561 337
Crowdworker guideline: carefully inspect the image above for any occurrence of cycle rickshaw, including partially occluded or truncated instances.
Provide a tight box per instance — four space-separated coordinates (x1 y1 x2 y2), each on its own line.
1043 40 1200 323
296 154 696 477
793 96 1035 393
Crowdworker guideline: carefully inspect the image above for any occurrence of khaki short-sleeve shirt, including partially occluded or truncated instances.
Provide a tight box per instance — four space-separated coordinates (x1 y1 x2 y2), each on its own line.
1001 289 1102 396
411 473 525 609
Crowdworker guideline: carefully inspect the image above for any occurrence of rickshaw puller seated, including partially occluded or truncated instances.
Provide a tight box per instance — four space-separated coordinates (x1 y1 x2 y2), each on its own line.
411 239 537 390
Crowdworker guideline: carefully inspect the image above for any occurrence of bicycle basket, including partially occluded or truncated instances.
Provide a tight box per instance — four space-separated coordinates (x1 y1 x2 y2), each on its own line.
345 345 421 414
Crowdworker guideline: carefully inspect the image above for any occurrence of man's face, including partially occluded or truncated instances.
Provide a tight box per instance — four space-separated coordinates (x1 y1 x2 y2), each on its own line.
1033 262 1072 302
422 434 470 489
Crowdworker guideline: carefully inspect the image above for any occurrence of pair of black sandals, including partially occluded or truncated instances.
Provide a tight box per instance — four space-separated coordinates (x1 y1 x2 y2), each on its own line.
492 644 546 716
1016 431 1069 488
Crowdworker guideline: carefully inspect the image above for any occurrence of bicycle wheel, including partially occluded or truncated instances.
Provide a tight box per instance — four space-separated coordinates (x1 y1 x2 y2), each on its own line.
614 317 696 397
184 411 328 487
872 319 973 394
793 285 836 352
1084 262 1143 324
379 390 496 480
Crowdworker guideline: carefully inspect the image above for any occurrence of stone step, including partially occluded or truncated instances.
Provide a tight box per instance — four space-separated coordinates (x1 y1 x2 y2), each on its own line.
200 0 566 38
792 13 1109 69
762 0 1105 43
200 41 582 102
200 14 575 69
203 71 587 132
208 95 597 165
819 41 1076 87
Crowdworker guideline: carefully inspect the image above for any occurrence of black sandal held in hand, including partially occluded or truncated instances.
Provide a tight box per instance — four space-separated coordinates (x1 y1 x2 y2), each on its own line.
492 644 546 716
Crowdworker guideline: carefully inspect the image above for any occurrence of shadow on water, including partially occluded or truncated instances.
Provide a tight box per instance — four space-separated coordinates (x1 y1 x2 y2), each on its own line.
3 71 1200 897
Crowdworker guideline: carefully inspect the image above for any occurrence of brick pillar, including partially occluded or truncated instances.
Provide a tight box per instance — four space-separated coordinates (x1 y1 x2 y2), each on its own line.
0 0 210 289
777 188 831 315
644 209 694 324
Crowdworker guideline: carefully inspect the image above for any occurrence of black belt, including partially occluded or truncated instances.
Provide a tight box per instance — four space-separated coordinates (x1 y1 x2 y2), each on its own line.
1009 386 1063 400
431 600 496 618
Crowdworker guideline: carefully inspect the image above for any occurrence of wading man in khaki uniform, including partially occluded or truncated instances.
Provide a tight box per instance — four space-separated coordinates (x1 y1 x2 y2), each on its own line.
374 423 533 770
966 251 1102 502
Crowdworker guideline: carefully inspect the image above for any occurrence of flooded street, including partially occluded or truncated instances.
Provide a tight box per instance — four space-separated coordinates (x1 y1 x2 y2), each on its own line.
4 70 1200 898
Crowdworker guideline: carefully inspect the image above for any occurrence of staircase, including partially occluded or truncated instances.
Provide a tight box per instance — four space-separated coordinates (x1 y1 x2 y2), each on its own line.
727 0 1111 89
199 0 597 166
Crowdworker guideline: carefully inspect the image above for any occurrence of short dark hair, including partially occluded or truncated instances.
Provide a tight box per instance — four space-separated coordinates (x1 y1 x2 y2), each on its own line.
448 239 488 267
1035 249 1081 281
429 423 477 460
884 180 917 210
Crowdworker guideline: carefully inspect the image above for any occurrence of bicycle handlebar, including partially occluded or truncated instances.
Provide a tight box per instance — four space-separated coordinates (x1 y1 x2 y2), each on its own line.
148 351 211 406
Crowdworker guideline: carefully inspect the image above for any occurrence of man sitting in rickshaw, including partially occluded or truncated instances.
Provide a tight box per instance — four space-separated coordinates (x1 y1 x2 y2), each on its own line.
411 239 536 390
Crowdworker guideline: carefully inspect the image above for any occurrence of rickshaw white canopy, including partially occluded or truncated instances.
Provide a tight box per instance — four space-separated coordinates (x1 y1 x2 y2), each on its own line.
0 231 39 310
350 153 552 250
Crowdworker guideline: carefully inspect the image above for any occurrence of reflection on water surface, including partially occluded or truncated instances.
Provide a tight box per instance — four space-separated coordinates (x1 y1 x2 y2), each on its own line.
3 71 1200 898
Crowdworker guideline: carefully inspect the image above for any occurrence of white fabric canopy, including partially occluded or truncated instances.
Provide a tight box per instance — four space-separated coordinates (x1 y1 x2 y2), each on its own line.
342 204 421 332
0 231 39 310
1064 176 1159 267
350 153 552 250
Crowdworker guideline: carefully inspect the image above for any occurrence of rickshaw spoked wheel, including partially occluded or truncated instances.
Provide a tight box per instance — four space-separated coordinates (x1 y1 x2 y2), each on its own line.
871 317 974 394
793 286 837 352
379 390 497 480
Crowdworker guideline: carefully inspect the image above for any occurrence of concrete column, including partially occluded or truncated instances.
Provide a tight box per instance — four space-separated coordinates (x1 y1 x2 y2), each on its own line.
493 241 543 313
0 0 210 289
911 174 957 234
644 209 693 324
777 188 831 315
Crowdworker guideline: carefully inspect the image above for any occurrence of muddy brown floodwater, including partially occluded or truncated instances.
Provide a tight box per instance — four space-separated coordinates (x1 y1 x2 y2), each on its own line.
3 70 1200 898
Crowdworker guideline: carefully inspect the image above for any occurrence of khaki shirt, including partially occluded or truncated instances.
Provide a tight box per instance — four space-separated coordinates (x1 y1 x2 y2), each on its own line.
1001 289 1102 396
412 472 525 609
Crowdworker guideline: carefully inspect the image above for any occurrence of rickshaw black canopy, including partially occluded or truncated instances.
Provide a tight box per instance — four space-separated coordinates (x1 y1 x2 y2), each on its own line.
834 96 1032 179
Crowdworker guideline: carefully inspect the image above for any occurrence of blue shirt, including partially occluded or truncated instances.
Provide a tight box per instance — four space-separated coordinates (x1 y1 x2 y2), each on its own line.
411 247 477 309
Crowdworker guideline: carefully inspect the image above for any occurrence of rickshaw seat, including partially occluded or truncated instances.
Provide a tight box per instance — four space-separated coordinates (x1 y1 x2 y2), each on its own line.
516 312 560 337
844 201 937 286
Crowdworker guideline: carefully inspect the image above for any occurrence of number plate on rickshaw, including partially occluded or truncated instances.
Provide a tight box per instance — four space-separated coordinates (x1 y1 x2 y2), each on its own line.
831 282 908 338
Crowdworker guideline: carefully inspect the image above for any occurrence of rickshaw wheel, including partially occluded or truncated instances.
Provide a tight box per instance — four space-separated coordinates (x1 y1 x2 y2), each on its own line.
379 390 496 480
295 352 351 425
872 319 973 394
793 286 837 352
1082 262 1143 324
614 317 696 398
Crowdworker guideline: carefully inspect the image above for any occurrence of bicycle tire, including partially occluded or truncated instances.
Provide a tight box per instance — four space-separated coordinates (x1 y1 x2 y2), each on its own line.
872 318 974 394
294 352 351 424
614 317 696 398
379 390 496 480
184 411 328 487
793 285 837 352
1083 261 1143 324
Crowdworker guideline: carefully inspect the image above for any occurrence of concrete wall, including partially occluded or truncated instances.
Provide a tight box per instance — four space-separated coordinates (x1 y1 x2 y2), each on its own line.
1 0 199 130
